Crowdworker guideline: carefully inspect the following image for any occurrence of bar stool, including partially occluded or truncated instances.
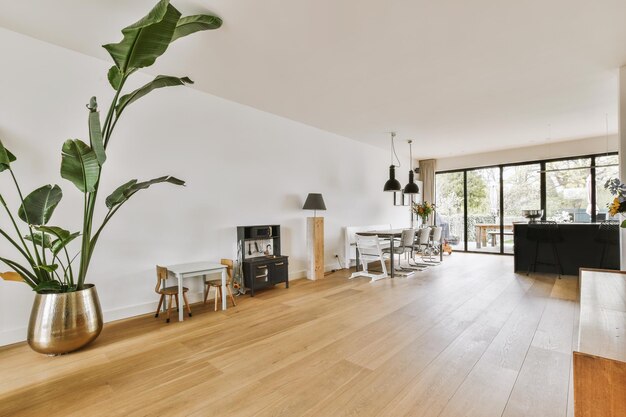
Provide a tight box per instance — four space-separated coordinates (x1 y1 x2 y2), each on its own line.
594 220 619 268
526 221 563 277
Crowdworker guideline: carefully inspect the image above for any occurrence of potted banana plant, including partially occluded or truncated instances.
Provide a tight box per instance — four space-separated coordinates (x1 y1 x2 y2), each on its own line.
0 0 222 355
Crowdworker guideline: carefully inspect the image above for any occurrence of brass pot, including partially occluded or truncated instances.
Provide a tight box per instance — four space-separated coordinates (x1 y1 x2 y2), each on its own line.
27 284 103 355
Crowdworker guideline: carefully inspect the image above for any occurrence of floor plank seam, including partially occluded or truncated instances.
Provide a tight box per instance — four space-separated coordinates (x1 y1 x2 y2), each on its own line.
499 282 554 417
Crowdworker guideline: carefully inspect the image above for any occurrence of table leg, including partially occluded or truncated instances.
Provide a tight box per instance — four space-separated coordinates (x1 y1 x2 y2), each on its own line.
162 278 167 313
390 237 395 278
202 275 206 303
221 269 227 311
440 236 443 262
356 246 361 272
178 274 184 322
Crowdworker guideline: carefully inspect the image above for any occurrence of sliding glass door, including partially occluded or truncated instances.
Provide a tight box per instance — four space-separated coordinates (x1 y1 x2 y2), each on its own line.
435 171 465 251
467 167 500 253
503 164 541 254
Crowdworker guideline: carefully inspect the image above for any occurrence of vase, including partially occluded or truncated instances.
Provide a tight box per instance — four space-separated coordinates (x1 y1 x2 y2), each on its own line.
27 284 103 355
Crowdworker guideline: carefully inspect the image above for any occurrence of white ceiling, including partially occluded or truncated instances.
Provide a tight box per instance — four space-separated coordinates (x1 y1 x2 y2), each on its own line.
1 0 626 158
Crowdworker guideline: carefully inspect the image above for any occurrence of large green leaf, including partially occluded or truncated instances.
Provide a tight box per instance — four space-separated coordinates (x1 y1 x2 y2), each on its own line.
35 264 59 273
37 226 80 256
131 175 185 192
105 176 185 209
52 232 80 256
0 140 16 172
33 280 62 293
107 66 123 90
87 97 106 165
102 0 181 73
17 185 63 226
105 179 138 209
116 75 193 116
61 139 100 193
24 231 53 248
171 14 223 42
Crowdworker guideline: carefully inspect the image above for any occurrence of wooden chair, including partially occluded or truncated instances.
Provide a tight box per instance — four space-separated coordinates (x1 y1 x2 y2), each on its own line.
203 259 237 311
155 266 192 323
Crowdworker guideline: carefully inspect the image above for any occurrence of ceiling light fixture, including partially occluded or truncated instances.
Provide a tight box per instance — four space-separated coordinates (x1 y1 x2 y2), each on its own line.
403 140 420 195
383 132 402 192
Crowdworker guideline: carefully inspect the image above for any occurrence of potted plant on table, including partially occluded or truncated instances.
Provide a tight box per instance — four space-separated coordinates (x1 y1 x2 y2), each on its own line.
412 201 436 227
0 0 222 355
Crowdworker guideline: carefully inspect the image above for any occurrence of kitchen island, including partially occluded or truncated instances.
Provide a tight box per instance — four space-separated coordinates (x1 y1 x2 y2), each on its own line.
513 222 619 275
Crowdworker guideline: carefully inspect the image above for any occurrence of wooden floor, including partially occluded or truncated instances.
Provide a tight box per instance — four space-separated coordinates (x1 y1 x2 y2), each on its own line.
0 253 579 417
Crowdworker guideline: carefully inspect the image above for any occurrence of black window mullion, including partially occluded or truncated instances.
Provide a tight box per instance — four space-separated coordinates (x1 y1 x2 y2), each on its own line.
540 161 547 221
464 171 468 252
499 166 504 254
590 156 596 223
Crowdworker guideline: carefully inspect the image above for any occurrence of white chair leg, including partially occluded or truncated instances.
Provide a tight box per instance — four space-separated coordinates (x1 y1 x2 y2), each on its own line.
380 256 388 276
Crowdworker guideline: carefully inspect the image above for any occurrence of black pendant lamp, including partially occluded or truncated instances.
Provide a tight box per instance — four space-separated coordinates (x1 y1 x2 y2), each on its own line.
383 132 402 192
403 140 420 195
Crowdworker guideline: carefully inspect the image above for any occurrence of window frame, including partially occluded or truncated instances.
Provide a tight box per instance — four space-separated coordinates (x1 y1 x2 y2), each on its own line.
435 152 618 255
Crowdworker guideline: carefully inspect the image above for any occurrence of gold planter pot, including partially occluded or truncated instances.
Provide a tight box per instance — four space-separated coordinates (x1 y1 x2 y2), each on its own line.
28 284 103 355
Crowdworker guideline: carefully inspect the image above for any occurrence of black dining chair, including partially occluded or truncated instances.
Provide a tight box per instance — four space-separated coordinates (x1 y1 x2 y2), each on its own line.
526 221 563 277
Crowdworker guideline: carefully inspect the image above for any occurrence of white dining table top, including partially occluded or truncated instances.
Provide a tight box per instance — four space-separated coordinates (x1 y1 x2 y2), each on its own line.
166 261 226 275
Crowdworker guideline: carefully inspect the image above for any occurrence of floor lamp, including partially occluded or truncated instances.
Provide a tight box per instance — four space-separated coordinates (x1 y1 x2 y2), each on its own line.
303 193 326 280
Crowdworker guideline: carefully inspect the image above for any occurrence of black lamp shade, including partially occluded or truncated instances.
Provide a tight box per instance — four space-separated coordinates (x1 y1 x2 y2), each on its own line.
403 170 420 194
303 193 327 211
383 165 402 192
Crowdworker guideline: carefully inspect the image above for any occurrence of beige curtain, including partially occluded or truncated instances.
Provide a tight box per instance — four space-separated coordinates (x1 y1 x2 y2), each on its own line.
419 159 436 224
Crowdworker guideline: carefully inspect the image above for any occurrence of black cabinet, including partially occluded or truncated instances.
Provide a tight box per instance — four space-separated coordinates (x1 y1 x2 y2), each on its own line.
238 224 288 296
243 256 289 296
269 260 288 284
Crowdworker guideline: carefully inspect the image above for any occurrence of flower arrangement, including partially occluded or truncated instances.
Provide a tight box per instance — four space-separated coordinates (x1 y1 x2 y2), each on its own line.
604 178 626 226
412 201 436 225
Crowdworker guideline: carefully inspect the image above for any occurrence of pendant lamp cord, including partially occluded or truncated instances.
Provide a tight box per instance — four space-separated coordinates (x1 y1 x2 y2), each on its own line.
605 113 609 157
390 132 401 167
408 140 413 170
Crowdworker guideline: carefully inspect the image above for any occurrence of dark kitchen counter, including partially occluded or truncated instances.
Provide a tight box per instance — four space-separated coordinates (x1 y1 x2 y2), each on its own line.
514 222 619 275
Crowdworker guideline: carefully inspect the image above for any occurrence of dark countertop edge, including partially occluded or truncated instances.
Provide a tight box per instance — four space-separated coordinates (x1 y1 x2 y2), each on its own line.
243 255 288 263
513 222 607 227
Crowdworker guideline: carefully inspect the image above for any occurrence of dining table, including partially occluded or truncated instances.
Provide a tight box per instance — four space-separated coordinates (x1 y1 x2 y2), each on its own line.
165 261 227 322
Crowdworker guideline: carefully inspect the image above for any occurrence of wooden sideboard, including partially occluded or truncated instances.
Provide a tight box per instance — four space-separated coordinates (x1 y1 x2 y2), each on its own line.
574 268 626 417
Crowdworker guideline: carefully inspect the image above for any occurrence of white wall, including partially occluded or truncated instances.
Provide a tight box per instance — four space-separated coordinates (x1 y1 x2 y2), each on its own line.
0 28 409 346
435 135 618 172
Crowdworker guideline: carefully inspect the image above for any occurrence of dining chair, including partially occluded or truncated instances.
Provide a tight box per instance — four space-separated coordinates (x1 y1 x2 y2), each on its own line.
350 234 388 281
382 228 416 268
203 259 237 311
155 265 192 323
422 226 443 262
414 227 431 255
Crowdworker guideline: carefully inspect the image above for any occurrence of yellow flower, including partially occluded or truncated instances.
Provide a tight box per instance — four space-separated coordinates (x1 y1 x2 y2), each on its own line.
609 197 621 216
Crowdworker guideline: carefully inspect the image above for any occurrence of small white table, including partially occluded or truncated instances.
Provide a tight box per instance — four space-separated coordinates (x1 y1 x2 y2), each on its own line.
165 261 227 322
